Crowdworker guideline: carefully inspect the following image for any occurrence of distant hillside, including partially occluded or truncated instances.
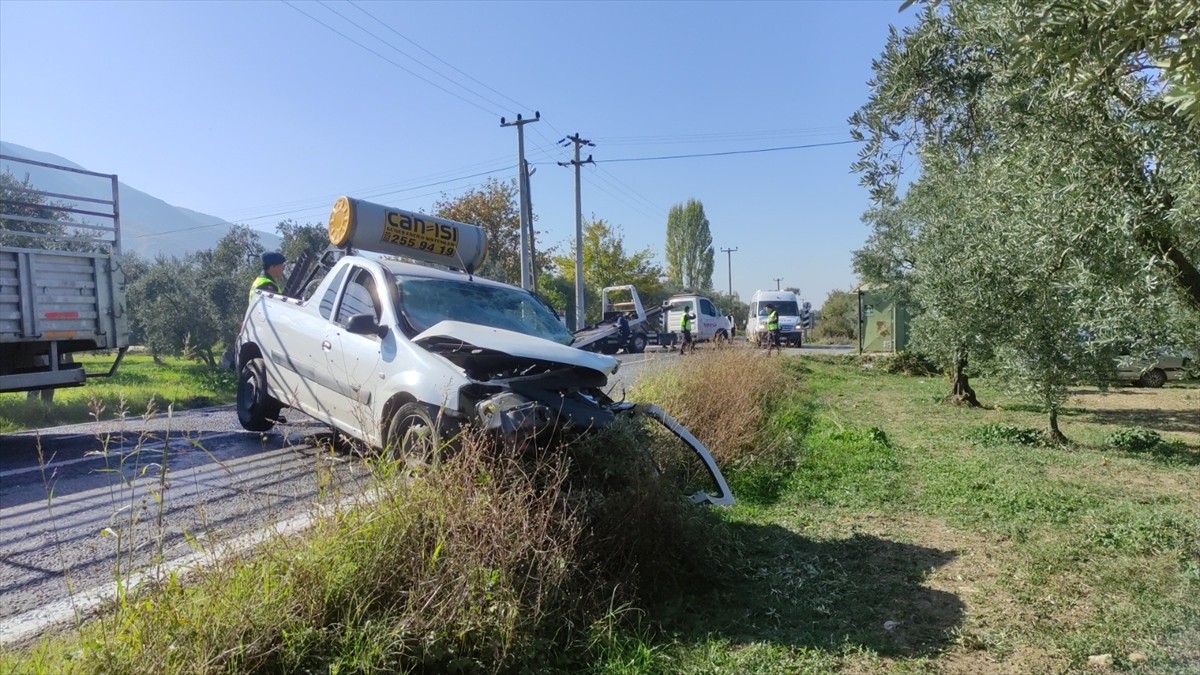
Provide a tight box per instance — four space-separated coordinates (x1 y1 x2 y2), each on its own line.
0 140 279 258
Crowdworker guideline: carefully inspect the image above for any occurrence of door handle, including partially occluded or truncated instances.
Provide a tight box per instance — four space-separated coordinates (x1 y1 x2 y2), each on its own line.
321 340 332 351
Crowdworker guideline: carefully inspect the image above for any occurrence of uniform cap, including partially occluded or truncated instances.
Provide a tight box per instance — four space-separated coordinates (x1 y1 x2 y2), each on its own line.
262 251 286 268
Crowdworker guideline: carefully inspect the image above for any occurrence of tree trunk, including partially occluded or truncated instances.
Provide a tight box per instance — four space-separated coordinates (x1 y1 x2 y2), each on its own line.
1045 407 1068 445
944 350 980 407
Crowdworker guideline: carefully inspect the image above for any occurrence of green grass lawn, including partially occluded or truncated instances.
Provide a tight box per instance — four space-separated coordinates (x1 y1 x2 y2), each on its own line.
0 352 236 433
607 357 1200 674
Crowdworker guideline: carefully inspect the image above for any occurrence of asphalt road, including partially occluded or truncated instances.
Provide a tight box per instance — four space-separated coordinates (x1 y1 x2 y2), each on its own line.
0 344 846 644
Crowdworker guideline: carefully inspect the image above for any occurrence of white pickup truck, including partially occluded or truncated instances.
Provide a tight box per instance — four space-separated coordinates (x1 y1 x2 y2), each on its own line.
236 197 733 505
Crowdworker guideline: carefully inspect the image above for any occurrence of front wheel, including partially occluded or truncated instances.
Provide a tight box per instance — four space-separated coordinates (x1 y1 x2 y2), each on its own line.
237 357 282 432
385 402 451 470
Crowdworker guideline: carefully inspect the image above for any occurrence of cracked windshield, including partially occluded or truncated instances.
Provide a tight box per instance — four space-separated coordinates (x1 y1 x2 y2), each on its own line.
396 275 573 345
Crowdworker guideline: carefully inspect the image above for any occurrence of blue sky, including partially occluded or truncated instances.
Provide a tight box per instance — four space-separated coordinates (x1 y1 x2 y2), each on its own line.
0 0 913 306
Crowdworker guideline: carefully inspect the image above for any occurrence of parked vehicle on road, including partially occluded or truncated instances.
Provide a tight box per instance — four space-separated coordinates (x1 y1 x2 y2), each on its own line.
665 294 731 345
745 289 803 347
0 154 128 398
572 285 664 355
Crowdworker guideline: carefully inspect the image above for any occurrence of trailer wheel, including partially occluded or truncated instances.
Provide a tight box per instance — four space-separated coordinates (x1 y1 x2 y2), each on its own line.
629 334 648 354
237 357 282 432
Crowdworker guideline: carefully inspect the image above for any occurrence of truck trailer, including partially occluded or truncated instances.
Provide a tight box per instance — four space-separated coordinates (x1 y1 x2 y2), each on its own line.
0 155 129 396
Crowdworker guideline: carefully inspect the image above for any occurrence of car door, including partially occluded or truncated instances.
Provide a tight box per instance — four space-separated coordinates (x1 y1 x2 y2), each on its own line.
698 298 720 339
324 266 390 440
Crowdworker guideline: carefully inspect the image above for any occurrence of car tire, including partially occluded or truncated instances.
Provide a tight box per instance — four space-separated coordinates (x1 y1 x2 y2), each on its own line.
237 357 282 432
715 329 729 344
385 402 446 469
1139 368 1167 388
629 334 648 354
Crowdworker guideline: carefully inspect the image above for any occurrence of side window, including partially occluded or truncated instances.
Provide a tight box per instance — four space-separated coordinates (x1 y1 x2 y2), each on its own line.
319 267 348 319
335 269 381 326
700 299 717 316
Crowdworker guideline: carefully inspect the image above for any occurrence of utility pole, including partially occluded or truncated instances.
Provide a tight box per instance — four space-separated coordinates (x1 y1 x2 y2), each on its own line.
720 247 738 297
558 133 595 330
523 160 538 288
773 277 783 291
500 111 539 289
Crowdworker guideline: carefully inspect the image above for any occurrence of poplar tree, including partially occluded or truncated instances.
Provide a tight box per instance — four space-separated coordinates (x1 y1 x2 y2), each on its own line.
664 199 714 290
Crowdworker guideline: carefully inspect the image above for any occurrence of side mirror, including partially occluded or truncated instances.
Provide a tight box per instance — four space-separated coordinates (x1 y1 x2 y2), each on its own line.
345 313 388 338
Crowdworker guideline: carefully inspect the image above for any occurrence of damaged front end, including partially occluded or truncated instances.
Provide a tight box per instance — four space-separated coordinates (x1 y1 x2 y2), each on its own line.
419 329 734 506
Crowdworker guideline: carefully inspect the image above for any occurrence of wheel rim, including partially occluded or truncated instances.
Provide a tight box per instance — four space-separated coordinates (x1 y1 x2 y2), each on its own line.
395 413 438 465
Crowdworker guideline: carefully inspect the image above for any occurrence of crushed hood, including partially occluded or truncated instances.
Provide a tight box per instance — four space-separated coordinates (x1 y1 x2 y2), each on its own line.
414 321 618 376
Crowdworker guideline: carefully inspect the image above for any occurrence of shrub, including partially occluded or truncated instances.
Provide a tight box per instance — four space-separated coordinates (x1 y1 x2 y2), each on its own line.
1106 426 1166 454
968 423 1048 447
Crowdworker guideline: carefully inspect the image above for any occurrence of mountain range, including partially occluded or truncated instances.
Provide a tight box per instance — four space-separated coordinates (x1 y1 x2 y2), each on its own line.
1 140 279 258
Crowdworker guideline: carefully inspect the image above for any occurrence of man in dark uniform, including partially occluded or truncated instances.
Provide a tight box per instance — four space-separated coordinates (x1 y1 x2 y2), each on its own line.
249 251 287 300
616 311 631 353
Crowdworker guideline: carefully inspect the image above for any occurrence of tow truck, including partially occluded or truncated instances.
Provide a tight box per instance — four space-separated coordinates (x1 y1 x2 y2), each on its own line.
572 285 666 354
235 197 733 505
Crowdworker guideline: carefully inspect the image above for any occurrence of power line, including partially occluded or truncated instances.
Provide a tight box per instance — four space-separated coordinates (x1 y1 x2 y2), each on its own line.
129 165 514 239
596 139 861 163
594 164 664 214
279 0 501 117
316 0 513 114
596 126 847 146
347 0 534 114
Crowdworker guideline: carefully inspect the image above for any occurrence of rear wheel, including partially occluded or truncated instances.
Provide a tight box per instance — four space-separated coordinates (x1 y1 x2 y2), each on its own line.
237 357 282 432
1139 368 1167 388
629 333 648 354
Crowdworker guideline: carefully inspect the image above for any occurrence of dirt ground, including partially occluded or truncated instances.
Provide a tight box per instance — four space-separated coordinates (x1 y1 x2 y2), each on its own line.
1066 382 1200 445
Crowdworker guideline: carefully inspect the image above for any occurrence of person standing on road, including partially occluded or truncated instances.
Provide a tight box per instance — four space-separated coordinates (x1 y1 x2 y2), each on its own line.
679 307 696 355
249 251 287 300
726 312 737 339
765 303 781 356
616 311 631 353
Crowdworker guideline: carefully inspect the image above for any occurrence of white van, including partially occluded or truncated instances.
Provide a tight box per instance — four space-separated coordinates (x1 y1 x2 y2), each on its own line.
665 294 732 344
746 290 803 347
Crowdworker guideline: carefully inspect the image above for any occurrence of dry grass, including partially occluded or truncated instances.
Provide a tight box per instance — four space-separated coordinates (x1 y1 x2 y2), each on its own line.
630 348 798 464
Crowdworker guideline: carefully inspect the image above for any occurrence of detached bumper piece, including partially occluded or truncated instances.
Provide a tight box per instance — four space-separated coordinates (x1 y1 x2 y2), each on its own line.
614 402 736 506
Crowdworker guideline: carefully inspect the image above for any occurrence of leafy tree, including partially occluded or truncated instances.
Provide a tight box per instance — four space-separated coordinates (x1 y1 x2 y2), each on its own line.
664 199 714 290
126 256 222 365
0 170 75 249
552 217 662 327
852 1 1200 437
275 219 330 266
433 178 524 285
193 225 265 361
812 289 857 343
1013 0 1200 126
